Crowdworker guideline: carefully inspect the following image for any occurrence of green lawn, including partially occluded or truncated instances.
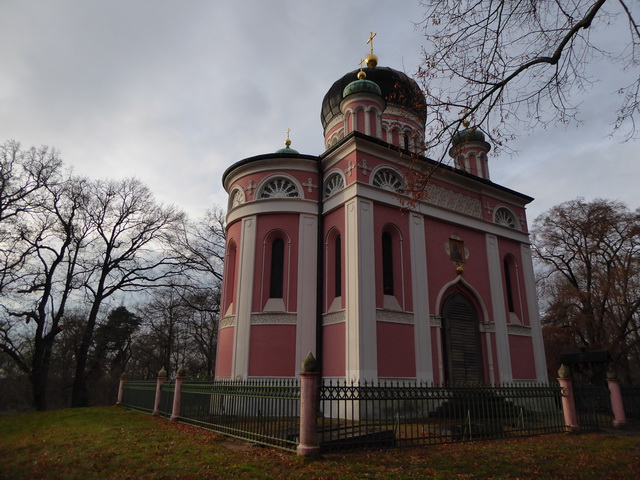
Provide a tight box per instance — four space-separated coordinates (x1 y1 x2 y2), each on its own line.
0 406 638 479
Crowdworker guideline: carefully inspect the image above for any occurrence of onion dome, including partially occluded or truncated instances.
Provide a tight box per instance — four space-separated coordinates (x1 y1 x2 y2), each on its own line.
451 127 486 146
322 66 426 129
342 68 382 98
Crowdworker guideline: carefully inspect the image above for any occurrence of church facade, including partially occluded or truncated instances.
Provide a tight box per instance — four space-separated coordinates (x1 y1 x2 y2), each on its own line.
215 49 548 385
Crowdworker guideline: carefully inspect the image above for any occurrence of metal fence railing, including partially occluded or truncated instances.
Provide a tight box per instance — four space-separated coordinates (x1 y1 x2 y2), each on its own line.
178 379 301 451
120 380 157 413
317 380 566 450
573 383 613 431
621 384 640 427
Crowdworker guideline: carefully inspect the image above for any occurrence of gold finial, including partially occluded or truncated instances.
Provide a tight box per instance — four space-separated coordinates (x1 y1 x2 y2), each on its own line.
365 31 378 67
462 120 470 128
285 128 292 147
357 59 366 79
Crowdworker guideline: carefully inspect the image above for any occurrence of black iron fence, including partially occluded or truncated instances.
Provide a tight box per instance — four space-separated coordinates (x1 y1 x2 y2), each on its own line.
573 383 613 431
179 379 300 451
621 385 640 426
318 380 566 450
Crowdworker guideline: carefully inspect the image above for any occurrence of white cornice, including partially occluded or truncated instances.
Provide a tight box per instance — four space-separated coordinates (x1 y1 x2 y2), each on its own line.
227 199 318 225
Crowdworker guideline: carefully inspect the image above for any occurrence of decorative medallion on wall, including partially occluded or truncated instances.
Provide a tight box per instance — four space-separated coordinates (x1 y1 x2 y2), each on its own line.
324 173 345 198
230 188 245 208
259 178 300 199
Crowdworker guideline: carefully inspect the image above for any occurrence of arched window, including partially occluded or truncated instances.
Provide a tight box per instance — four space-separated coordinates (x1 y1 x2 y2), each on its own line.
259 178 300 199
495 207 517 229
403 133 409 150
223 241 237 315
229 188 245 210
382 231 394 295
270 238 284 299
504 258 515 313
324 173 345 198
334 235 342 297
372 168 403 192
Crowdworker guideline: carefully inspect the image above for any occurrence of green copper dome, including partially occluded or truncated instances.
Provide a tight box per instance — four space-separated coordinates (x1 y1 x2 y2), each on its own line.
342 78 382 98
451 127 486 146
275 145 299 154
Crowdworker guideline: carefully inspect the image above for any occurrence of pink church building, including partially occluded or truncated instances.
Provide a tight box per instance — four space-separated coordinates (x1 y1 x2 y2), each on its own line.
215 49 548 385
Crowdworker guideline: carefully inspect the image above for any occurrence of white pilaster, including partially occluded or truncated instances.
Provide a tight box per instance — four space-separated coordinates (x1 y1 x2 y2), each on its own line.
409 213 433 382
296 214 318 375
520 244 549 382
232 215 257 379
485 234 513 382
345 198 377 381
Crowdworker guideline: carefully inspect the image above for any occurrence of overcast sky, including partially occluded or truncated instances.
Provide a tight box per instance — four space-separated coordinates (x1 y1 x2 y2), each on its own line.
1 1 638 225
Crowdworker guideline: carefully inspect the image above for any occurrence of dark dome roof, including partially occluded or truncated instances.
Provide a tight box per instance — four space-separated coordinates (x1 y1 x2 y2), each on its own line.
321 66 426 128
451 127 486 146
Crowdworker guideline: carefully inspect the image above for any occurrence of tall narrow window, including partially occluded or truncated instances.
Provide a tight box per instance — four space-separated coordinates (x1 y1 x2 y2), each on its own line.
504 258 515 313
334 235 342 297
270 238 284 298
382 232 394 295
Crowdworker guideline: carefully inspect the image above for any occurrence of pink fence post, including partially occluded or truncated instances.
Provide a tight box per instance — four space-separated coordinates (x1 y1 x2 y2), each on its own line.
153 367 168 416
170 367 187 422
116 372 128 405
557 364 579 432
607 369 627 428
297 352 320 457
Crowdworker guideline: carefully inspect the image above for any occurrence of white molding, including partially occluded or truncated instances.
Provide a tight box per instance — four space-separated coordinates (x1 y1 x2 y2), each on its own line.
232 215 257 380
345 198 378 381
227 199 318 225
376 310 414 324
322 310 346 326
220 316 236 329
507 324 532 337
485 233 513 382
295 214 318 374
250 313 297 325
520 244 549 382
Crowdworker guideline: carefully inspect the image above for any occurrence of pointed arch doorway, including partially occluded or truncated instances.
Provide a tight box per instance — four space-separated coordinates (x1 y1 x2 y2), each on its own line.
441 292 484 384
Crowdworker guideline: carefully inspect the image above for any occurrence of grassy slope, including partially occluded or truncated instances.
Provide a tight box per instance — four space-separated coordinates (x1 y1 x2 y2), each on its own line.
0 406 639 479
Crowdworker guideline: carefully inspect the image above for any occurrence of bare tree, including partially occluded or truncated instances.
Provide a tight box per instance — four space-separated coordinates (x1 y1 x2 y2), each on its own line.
532 198 640 381
416 0 640 181
1 169 90 410
70 178 186 407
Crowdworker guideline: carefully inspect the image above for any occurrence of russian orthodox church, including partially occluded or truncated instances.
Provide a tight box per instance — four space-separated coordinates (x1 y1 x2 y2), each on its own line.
215 37 548 384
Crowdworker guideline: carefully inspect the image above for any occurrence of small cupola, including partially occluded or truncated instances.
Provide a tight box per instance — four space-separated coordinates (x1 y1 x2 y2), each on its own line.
275 129 299 154
449 122 492 180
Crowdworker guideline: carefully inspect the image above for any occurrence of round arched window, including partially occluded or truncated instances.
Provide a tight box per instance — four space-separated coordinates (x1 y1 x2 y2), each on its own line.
495 207 517 229
259 178 300 199
324 173 345 198
372 168 403 192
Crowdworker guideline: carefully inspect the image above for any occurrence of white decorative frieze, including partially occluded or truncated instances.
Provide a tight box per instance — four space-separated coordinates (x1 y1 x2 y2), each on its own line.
322 310 346 326
376 310 414 324
480 322 496 333
430 314 441 327
425 184 482 218
507 324 532 336
220 316 236 329
250 313 298 325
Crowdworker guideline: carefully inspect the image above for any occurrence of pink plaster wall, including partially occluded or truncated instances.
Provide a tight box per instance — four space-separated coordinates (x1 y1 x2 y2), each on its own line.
323 207 346 312
431 328 441 385
373 204 413 311
322 322 346 377
248 325 296 377
252 214 300 312
215 327 235 378
423 216 492 319
377 323 416 378
222 220 242 315
509 335 537 379
498 238 530 325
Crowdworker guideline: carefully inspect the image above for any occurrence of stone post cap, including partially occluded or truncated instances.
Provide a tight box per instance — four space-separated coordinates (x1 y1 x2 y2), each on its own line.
120 371 128 380
557 364 570 379
606 366 618 380
158 367 168 378
176 366 187 377
301 352 318 373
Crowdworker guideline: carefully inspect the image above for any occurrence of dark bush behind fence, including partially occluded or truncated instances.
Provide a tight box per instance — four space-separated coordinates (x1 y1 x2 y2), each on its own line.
118 372 635 454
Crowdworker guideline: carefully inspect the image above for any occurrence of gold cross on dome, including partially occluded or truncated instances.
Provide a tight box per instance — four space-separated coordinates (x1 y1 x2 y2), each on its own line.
358 58 365 70
366 32 377 54
286 128 291 141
